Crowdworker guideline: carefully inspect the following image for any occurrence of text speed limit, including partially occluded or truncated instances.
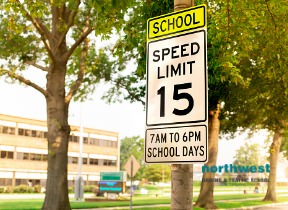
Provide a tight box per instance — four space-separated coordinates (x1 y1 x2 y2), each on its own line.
146 30 207 126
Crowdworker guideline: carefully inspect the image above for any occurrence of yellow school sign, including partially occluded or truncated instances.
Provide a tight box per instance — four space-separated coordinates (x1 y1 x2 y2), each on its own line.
147 4 206 41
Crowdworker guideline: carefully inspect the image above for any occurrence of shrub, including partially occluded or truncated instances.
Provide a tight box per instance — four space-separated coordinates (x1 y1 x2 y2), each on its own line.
0 187 4 193
68 186 74 193
84 185 95 193
34 185 42 193
5 186 13 193
13 185 34 193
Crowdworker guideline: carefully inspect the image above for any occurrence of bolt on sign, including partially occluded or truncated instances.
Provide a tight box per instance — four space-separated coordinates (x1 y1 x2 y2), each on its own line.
145 4 208 164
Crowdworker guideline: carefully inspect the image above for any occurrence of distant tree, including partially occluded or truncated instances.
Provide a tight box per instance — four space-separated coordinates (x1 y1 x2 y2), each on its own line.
233 142 267 179
220 0 288 202
144 164 171 183
233 142 266 166
120 136 145 179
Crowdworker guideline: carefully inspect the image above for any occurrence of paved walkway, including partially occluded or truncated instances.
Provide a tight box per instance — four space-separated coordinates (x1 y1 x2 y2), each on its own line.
229 202 288 210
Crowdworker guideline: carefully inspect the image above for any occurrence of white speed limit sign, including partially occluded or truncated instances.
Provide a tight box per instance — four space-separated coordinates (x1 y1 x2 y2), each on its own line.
146 30 207 126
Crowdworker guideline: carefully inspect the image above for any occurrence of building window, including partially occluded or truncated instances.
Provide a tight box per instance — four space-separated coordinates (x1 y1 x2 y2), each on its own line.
42 154 48 161
18 128 24 136
89 138 117 148
30 153 42 161
103 160 117 166
90 138 99 145
31 130 42 138
17 152 47 161
72 157 78 164
0 151 14 159
113 142 118 148
107 141 117 148
0 126 15 135
0 178 12 186
89 158 98 165
83 137 89 144
100 139 108 147
69 135 79 143
18 128 36 137
23 153 29 160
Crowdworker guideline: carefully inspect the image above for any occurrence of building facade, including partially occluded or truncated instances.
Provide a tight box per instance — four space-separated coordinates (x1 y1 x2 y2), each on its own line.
0 114 119 188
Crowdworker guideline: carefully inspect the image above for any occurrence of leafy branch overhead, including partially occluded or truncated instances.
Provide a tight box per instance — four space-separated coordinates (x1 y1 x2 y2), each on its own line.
0 0 133 102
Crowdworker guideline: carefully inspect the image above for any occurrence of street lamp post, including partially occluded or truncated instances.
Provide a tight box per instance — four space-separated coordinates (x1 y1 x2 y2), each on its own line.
74 103 84 201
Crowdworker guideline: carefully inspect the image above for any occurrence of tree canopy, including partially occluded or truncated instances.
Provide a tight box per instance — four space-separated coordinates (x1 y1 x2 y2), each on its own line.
0 0 134 100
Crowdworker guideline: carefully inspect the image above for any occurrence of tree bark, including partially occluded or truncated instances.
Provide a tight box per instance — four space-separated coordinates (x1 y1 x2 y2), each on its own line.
170 1 194 210
171 164 193 210
263 129 283 202
174 0 194 11
42 58 71 210
42 8 72 208
195 103 220 209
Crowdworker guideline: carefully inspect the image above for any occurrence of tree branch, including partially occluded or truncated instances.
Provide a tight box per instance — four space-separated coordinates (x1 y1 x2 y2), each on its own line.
24 61 49 72
227 0 231 39
113 80 145 106
65 38 89 103
57 0 81 49
16 0 55 62
1 69 47 97
64 26 94 61
264 0 277 32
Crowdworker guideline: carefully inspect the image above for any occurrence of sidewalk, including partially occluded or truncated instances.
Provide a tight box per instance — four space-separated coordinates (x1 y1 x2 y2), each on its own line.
228 201 288 210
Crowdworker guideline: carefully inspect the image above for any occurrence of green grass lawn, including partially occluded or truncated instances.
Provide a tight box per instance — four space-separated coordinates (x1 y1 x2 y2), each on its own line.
0 188 287 210
0 186 288 210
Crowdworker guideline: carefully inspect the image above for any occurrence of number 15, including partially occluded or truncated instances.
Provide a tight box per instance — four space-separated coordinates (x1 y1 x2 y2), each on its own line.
157 83 194 117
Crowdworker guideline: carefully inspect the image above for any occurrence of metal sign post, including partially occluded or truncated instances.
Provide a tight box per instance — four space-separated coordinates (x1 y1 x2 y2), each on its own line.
124 155 140 210
129 159 133 210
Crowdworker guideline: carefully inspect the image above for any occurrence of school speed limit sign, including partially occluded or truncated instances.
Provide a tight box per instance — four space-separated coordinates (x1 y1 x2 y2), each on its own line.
145 5 208 164
146 30 207 126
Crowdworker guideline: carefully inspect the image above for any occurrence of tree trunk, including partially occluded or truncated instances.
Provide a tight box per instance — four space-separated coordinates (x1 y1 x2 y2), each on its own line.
195 103 220 209
171 1 194 210
174 0 194 11
42 59 71 210
263 129 283 202
171 164 193 210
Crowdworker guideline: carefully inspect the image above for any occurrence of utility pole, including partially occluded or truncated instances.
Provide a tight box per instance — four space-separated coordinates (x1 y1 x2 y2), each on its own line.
171 0 194 208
